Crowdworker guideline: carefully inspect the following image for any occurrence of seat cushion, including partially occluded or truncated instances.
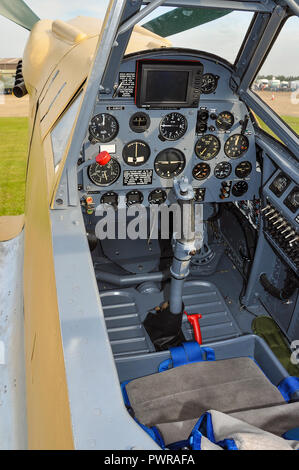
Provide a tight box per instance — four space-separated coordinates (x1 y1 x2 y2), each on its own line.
156 402 299 446
125 357 285 427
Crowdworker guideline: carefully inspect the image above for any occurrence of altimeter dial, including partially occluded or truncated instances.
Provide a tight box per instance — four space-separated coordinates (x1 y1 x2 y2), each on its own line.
159 113 187 141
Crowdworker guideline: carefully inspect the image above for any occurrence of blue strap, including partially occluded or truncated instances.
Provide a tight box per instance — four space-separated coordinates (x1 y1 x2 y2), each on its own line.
217 439 238 450
168 439 191 450
159 342 215 372
282 428 299 441
189 430 202 450
169 344 189 367
121 381 165 449
158 358 172 372
136 420 165 449
278 377 299 401
183 341 203 362
120 380 132 408
191 412 216 443
201 346 215 361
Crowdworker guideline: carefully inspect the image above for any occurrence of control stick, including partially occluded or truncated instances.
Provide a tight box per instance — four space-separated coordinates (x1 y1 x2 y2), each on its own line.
169 177 197 314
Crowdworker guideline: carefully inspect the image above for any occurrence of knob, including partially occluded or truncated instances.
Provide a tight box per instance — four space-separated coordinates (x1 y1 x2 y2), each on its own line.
261 205 271 212
269 212 279 221
281 226 291 234
277 221 287 230
285 230 296 239
96 151 111 166
265 208 275 217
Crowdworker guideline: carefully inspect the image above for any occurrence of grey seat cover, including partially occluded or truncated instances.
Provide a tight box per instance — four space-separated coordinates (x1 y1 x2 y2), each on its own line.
125 357 285 427
156 402 299 445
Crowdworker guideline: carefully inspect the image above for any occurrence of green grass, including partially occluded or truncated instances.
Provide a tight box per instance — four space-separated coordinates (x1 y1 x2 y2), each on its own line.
0 114 298 216
256 115 299 140
0 117 28 216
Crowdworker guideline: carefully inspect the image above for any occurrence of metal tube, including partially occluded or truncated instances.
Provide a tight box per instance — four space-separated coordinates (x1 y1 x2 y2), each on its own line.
283 0 299 16
169 277 185 314
117 0 166 36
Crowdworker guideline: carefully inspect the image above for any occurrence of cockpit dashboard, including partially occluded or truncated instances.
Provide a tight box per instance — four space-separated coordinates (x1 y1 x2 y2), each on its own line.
78 49 260 207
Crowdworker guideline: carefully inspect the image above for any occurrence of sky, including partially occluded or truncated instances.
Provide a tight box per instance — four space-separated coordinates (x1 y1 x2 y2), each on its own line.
0 1 298 76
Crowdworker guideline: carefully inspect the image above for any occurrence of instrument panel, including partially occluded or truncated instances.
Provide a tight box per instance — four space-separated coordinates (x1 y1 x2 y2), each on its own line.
79 51 259 207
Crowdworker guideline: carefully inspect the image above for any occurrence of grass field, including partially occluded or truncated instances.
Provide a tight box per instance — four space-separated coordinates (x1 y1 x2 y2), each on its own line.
0 117 28 216
256 115 299 140
0 114 298 216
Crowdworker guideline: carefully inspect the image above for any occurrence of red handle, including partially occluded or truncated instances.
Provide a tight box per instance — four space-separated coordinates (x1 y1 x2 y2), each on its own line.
184 311 202 345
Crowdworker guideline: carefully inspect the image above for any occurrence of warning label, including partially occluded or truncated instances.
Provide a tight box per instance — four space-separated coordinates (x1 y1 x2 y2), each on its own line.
123 169 153 186
118 72 136 98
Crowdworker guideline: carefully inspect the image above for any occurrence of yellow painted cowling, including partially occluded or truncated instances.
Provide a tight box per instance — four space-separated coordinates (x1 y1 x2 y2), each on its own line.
20 16 170 449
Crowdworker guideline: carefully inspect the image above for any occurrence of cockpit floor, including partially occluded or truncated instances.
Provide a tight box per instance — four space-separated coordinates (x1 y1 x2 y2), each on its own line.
100 280 241 358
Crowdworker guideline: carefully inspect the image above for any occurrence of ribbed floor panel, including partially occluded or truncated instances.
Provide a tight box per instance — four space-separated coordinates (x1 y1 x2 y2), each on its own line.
100 280 241 358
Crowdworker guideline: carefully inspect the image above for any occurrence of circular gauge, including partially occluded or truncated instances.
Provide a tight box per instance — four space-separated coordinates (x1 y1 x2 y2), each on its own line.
159 113 187 141
224 134 249 159
192 162 211 181
154 148 186 179
89 113 119 143
126 190 144 206
100 191 118 207
201 73 219 94
232 181 248 197
148 189 167 205
235 161 252 178
195 135 221 161
129 112 150 133
214 161 232 179
88 157 120 186
216 111 234 131
122 140 150 166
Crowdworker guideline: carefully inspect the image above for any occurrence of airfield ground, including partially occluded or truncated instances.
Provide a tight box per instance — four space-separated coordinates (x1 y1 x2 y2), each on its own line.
0 93 298 215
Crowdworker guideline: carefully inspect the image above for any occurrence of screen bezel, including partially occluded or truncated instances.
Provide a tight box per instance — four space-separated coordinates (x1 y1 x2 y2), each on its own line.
135 59 203 109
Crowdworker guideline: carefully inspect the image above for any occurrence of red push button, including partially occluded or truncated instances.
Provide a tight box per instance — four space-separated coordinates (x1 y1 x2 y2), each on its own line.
96 151 111 166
